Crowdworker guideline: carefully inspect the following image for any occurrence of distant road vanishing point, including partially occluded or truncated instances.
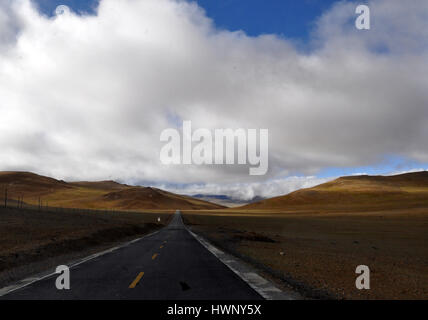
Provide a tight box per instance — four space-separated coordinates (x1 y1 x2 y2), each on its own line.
1 211 276 300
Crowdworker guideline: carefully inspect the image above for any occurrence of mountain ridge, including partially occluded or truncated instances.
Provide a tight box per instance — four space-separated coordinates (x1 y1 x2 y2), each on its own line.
0 171 224 210
238 171 428 212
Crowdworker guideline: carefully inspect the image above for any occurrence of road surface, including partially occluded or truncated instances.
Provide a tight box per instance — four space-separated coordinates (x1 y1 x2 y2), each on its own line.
1 211 263 300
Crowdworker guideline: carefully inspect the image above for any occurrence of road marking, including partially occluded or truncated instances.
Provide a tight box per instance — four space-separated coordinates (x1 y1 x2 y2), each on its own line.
129 272 144 288
0 228 163 297
186 228 301 300
160 245 164 249
152 253 158 260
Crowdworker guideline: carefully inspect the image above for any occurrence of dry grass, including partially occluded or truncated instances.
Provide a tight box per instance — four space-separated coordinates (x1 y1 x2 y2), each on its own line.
240 172 428 212
0 171 223 210
183 209 428 300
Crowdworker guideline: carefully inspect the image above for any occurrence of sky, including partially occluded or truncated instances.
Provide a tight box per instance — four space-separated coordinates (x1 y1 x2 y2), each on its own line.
1 0 428 200
33 0 339 39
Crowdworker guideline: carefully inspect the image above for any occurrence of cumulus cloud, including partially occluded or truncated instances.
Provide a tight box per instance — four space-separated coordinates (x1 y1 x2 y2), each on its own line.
0 0 427 199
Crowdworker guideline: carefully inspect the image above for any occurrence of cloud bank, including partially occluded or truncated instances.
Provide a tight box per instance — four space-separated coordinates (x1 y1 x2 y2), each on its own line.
161 175 330 201
0 0 427 199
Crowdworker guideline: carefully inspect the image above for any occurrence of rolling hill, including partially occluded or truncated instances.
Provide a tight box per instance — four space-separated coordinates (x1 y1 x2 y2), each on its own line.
0 171 224 210
240 171 428 212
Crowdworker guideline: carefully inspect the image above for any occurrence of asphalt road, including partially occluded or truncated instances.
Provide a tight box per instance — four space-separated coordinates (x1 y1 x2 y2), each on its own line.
2 211 263 300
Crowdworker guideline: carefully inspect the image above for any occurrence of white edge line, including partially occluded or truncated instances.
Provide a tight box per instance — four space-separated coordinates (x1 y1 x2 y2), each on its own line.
185 227 298 300
0 229 162 297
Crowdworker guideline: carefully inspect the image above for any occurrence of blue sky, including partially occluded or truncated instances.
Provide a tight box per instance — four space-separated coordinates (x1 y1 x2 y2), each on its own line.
317 156 428 178
34 0 338 40
196 0 339 40
34 0 99 16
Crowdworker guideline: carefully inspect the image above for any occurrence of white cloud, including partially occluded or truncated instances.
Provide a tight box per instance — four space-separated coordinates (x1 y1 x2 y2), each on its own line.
0 0 427 199
388 168 428 176
161 175 331 201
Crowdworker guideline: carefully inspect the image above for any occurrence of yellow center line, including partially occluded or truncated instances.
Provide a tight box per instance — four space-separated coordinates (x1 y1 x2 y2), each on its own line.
129 272 144 288
152 253 158 260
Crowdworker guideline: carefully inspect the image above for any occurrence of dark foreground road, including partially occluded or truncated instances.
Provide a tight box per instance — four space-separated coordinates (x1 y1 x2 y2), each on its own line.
1 211 262 300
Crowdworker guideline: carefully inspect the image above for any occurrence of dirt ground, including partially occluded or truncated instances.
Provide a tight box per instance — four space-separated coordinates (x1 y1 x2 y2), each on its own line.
183 209 428 300
0 206 172 287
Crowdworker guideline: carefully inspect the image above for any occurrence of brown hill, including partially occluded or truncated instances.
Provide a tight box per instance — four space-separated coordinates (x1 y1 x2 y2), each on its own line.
0 171 71 196
240 171 428 212
101 187 224 210
69 180 128 190
0 171 223 211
